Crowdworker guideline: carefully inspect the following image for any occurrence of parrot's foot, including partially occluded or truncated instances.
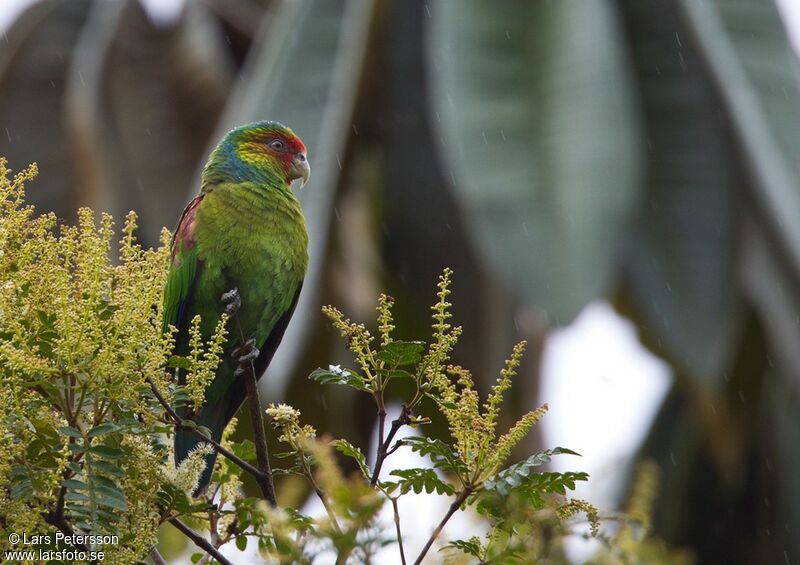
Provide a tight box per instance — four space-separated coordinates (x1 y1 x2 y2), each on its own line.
233 338 259 377
221 287 242 317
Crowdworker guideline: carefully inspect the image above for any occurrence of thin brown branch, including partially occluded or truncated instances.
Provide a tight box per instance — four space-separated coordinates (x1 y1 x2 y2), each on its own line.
299 455 341 534
385 440 403 457
225 291 279 507
149 548 167 565
53 484 67 521
241 348 278 507
169 518 233 565
42 470 91 554
66 373 75 423
146 376 268 481
375 397 387 476
392 497 407 565
414 487 472 565
370 404 411 487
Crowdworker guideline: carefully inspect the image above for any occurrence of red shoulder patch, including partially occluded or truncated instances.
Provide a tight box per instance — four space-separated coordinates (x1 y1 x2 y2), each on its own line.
172 195 203 266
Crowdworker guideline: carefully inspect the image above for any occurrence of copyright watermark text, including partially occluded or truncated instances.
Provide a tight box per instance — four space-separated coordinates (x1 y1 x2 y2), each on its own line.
5 531 118 562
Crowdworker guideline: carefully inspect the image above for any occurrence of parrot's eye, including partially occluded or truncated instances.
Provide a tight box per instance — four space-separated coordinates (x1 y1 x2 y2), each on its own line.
269 139 286 151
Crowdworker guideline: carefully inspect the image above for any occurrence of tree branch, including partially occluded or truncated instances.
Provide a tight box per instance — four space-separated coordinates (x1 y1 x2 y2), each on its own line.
225 287 279 508
241 351 278 507
391 497 407 565
149 548 167 565
43 511 89 553
146 377 269 482
413 487 472 565
44 476 89 553
169 518 233 565
370 404 411 487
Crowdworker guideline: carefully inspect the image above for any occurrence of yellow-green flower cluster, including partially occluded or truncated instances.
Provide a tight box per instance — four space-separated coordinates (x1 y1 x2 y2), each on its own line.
557 498 600 537
0 159 173 411
422 268 463 396
164 443 214 495
185 313 229 410
487 403 548 473
418 274 548 486
376 293 395 347
305 439 382 529
265 403 317 448
0 161 230 561
591 462 693 564
322 304 376 382
624 460 659 533
109 435 164 564
257 503 307 563
217 417 243 506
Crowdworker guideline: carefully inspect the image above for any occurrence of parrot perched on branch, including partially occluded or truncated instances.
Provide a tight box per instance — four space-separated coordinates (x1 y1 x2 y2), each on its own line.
162 121 309 493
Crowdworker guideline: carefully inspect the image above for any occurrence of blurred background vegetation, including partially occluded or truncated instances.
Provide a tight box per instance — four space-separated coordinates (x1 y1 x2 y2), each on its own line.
2 0 800 563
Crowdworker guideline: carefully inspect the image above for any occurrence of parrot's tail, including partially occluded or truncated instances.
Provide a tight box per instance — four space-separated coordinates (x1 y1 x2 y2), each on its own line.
173 356 248 496
174 391 235 496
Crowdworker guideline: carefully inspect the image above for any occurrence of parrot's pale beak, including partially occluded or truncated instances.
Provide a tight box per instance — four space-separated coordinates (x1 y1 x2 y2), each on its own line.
291 152 310 187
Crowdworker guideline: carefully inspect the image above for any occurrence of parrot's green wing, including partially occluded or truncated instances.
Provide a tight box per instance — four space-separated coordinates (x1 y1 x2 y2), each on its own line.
162 195 204 335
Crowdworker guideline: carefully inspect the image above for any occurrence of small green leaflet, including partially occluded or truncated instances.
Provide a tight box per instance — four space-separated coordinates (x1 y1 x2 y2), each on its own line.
388 468 455 495
483 447 580 494
87 422 120 437
331 439 370 479
377 340 425 367
309 366 368 391
168 355 192 370
442 537 483 558
402 435 467 475
59 426 82 438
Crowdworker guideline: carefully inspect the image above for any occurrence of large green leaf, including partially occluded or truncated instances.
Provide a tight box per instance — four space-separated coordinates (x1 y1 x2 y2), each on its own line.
617 0 744 385
215 0 379 397
382 0 512 402
677 0 800 381
623 3 800 559
0 0 93 221
66 0 232 245
427 0 642 324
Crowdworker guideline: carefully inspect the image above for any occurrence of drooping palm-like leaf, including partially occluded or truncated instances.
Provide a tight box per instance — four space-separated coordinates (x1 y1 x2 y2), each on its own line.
428 0 642 325
383 0 508 387
618 0 744 386
0 0 93 221
624 1 800 560
66 0 233 245
677 0 800 384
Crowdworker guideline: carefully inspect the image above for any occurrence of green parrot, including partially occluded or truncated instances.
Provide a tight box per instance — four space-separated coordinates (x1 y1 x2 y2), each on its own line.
162 121 309 493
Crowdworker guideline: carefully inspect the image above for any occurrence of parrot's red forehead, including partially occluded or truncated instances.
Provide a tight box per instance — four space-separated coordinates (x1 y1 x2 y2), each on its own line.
283 135 306 154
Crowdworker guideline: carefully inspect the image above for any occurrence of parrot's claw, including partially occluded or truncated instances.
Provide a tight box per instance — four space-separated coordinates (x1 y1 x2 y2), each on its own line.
221 287 241 317
233 338 259 377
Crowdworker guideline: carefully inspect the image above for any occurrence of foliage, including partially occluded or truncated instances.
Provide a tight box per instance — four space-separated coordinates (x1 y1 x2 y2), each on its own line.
0 163 687 563
0 159 170 561
0 161 232 562
273 268 598 563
